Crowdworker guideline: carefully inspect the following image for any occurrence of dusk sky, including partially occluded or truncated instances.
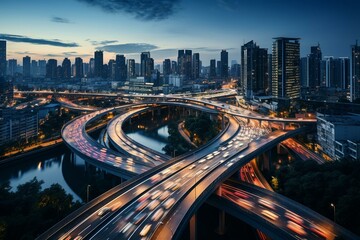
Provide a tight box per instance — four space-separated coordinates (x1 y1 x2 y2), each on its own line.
1 0 359 65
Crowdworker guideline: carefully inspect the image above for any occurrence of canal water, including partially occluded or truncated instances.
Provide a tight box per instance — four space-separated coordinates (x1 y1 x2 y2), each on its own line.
0 120 170 202
126 125 168 154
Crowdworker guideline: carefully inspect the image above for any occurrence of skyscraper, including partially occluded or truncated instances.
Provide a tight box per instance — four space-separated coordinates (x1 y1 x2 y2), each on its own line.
89 58 95 77
308 44 322 89
8 59 17 76
38 60 46 77
192 53 200 79
94 50 103 78
351 42 360 101
220 50 228 79
127 59 135 79
46 59 58 79
145 58 154 79
171 61 177 74
115 55 126 82
31 60 38 77
141 52 150 77
0 40 6 78
163 59 171 77
267 54 272 94
75 57 84 79
339 57 350 90
272 37 300 102
62 58 71 79
241 41 268 98
108 59 115 80
23 56 31 78
178 50 192 79
300 57 309 87
210 59 216 79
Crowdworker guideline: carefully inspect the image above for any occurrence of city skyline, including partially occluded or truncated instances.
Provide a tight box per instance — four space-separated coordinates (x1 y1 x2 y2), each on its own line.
1 0 360 64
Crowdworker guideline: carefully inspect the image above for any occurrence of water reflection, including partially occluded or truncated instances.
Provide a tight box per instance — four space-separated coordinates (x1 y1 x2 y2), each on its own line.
0 150 83 202
126 125 169 154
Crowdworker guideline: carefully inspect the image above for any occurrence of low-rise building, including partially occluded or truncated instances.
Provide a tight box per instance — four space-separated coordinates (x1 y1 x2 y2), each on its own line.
317 113 360 160
0 108 39 145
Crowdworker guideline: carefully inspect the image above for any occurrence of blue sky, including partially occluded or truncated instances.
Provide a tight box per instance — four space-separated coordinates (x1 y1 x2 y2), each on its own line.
1 0 359 65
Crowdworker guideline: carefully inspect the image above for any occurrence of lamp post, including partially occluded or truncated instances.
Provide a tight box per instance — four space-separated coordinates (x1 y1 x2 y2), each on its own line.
330 203 336 222
87 185 91 203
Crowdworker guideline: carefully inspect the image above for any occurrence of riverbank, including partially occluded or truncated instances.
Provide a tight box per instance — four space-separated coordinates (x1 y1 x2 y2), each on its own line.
0 121 107 166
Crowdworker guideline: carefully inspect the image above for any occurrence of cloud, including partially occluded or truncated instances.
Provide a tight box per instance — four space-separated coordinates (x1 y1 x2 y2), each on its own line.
77 0 181 21
87 39 119 46
0 33 79 47
51 16 72 24
45 52 92 58
97 43 158 53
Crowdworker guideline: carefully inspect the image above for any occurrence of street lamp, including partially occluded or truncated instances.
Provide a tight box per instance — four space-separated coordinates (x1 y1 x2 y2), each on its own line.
87 185 91 203
330 203 336 222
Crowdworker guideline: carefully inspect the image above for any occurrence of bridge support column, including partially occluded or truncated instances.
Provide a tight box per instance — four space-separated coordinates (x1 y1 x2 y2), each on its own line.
157 108 161 116
152 110 155 118
195 111 199 117
190 214 197 240
222 114 225 129
215 188 226 235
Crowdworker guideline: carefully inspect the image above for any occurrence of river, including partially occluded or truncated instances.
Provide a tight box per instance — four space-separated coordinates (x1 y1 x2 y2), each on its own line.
0 121 170 202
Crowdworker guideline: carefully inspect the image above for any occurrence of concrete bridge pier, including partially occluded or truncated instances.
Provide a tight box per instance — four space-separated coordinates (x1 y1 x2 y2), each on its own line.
215 187 226 235
195 110 199 117
222 114 226 129
190 213 197 240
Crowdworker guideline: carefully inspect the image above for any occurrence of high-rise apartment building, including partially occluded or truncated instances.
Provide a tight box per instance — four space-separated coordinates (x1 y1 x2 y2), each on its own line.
8 59 17 76
141 52 150 77
163 59 171 77
31 60 38 77
300 57 309 87
272 37 300 102
23 56 31 78
115 55 126 82
62 58 71 79
351 42 360 101
75 57 84 78
127 59 135 79
220 50 228 79
46 59 58 79
210 59 216 79
171 61 177 74
94 50 103 78
192 53 200 79
308 45 322 89
241 41 268 98
145 58 154 79
340 57 350 90
178 50 192 80
0 40 6 78
38 60 46 77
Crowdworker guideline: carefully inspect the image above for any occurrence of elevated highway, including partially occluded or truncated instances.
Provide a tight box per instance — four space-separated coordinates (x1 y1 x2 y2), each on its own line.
210 181 358 240
38 94 359 240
